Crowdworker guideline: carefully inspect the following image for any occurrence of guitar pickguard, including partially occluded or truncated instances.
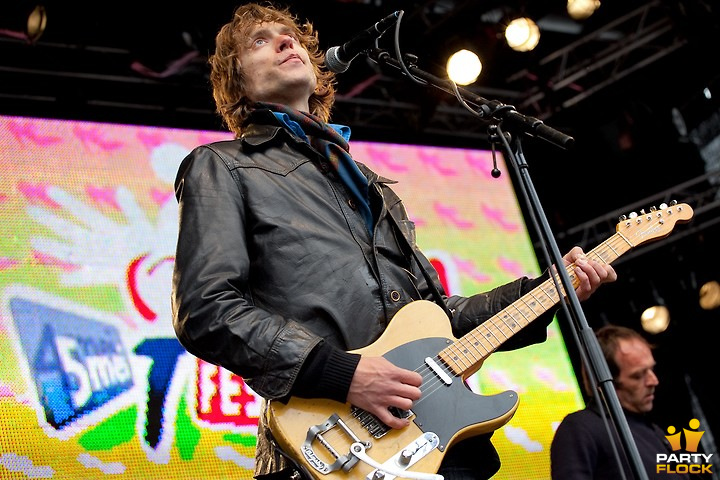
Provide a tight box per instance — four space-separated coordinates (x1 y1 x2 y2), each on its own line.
383 338 518 451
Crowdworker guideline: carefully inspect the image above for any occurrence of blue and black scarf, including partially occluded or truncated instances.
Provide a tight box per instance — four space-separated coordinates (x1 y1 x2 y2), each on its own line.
254 102 374 235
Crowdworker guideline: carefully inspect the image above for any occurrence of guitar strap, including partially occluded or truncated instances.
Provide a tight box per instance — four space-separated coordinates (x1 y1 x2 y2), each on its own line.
386 210 454 321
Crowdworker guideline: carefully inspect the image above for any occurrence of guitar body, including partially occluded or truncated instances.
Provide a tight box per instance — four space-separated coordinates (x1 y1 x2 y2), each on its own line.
268 301 519 480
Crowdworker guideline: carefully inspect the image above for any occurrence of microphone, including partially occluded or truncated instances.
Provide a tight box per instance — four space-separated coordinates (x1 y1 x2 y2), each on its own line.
325 11 400 73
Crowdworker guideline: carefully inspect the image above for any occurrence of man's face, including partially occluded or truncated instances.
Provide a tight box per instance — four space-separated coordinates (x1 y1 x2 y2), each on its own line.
614 337 659 414
238 21 317 112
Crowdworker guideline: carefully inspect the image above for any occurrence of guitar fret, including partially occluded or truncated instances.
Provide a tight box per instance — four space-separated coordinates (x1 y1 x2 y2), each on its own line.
450 337 479 363
459 340 480 363
518 297 539 316
487 317 509 339
616 231 633 247
496 311 517 341
511 303 530 322
437 356 452 371
604 242 618 258
528 290 547 309
440 356 459 374
438 346 459 373
467 330 493 355
591 243 614 264
446 344 471 370
484 325 502 345
435 354 462 377
588 250 604 263
538 284 557 302
497 323 512 339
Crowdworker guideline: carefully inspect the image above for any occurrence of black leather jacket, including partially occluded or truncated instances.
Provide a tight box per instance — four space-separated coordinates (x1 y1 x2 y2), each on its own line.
172 111 551 476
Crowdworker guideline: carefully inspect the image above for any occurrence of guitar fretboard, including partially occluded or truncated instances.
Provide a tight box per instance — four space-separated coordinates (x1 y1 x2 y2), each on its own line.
437 231 634 377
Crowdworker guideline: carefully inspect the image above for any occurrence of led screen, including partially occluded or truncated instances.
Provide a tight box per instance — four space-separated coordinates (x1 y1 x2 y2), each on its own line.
0 115 583 479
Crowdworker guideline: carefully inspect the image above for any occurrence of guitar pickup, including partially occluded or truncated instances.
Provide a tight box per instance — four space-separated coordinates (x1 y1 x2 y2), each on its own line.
352 406 413 439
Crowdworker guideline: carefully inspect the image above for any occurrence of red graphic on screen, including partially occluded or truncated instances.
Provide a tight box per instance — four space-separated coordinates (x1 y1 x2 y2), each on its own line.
86 185 122 210
7 119 62 146
73 125 124 152
481 204 519 232
430 258 450 294
195 360 260 427
433 201 475 229
18 182 61 208
419 150 458 176
367 145 409 173
465 152 499 180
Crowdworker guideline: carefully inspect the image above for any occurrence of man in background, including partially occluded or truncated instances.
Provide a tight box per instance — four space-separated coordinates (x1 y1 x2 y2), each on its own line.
551 325 697 479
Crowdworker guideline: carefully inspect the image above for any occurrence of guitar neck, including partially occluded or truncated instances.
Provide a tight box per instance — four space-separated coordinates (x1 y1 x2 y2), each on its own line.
437 231 633 377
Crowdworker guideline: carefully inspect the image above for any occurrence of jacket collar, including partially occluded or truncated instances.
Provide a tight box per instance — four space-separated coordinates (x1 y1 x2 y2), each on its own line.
355 161 397 186
240 109 295 149
240 109 398 186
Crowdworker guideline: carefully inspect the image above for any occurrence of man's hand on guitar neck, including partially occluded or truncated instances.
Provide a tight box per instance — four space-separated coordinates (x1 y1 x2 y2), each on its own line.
562 246 618 301
347 356 423 429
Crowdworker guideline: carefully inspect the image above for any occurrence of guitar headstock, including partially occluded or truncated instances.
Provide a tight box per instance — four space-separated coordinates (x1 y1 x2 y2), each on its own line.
616 201 693 247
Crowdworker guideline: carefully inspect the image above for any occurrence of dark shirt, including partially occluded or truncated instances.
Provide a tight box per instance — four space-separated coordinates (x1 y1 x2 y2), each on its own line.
551 402 691 480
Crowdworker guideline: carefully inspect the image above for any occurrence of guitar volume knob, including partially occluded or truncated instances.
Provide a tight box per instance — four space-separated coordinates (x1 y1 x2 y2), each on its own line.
399 450 413 466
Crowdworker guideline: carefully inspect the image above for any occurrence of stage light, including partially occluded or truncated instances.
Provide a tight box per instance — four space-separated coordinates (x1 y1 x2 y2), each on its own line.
640 284 670 334
567 0 601 20
640 306 670 334
505 17 540 52
0 4 47 43
26 5 47 42
446 49 482 86
699 281 720 310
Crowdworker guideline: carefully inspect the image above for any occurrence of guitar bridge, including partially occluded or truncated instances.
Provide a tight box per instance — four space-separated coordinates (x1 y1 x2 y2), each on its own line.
302 414 364 475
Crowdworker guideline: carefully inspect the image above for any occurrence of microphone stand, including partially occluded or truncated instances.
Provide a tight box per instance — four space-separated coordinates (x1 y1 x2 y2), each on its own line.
364 48 650 480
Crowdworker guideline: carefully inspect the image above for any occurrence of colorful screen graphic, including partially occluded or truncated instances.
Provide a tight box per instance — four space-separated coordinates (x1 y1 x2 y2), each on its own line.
0 115 583 479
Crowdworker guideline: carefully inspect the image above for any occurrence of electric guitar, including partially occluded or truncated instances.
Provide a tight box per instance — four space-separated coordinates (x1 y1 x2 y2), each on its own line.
268 202 693 480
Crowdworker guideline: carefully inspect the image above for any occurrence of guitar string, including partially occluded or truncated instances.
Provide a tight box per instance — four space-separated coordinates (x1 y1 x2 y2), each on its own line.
316 348 465 447
317 362 440 448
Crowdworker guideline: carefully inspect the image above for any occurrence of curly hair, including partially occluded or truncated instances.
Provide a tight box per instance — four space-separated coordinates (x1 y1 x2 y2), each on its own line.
209 3 336 137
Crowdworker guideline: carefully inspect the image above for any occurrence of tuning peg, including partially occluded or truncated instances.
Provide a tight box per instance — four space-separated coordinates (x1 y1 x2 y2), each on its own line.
650 206 657 212
619 214 627 222
629 212 638 219
640 209 646 215
669 200 677 206
659 203 668 209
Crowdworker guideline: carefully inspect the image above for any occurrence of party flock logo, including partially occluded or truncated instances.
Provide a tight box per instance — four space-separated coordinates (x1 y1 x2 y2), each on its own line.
657 418 714 475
